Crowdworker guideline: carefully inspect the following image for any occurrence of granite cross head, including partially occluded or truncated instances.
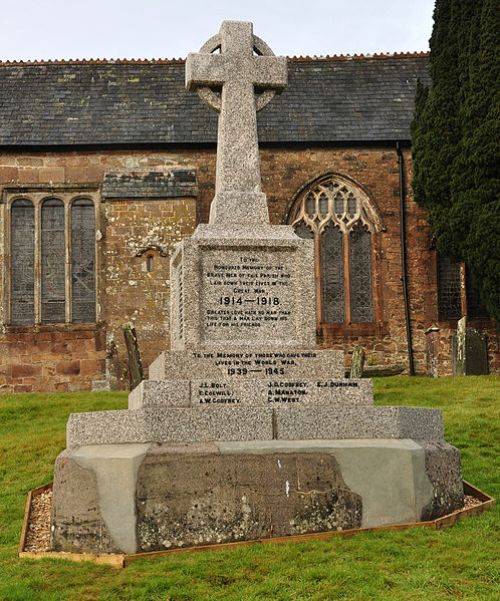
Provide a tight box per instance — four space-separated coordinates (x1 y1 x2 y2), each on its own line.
186 21 287 225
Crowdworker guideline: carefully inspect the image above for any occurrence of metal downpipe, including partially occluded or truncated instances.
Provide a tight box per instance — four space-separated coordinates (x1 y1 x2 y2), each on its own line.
396 141 416 375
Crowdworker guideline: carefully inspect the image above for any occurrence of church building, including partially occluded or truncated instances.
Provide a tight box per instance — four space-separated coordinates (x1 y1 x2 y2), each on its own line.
0 53 497 392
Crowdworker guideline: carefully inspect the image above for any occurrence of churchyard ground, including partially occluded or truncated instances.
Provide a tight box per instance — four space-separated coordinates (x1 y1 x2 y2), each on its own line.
0 376 498 601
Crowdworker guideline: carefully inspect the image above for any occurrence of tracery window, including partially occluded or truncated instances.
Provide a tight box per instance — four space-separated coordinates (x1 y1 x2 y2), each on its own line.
289 175 380 327
7 191 98 326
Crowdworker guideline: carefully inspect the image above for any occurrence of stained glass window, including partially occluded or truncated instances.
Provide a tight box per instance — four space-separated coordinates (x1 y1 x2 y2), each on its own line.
321 223 344 322
349 223 373 322
11 199 35 325
466 268 489 319
294 221 314 240
436 254 490 321
9 192 97 326
41 199 66 323
437 255 461 320
71 199 96 323
290 175 378 325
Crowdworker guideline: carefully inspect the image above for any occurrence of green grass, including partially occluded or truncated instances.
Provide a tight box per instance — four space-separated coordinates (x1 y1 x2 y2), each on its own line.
0 376 499 601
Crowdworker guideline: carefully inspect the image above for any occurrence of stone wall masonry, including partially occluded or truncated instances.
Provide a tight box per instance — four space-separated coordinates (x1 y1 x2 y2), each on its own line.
0 326 106 393
102 197 197 387
0 147 498 392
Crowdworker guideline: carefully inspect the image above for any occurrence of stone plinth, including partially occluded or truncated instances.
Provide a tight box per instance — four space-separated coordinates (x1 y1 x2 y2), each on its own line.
51 439 463 554
170 226 316 350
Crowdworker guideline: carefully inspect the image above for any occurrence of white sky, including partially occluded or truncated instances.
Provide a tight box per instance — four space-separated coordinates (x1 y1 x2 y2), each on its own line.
1 0 435 61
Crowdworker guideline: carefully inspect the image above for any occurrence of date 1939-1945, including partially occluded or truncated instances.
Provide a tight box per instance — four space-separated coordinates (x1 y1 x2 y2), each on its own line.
227 367 286 376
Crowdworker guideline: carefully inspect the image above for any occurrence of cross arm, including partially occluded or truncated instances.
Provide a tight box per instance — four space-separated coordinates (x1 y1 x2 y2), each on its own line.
185 53 228 90
252 56 287 91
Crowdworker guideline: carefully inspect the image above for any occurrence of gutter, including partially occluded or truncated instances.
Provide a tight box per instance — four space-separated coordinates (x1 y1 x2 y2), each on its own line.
396 141 416 375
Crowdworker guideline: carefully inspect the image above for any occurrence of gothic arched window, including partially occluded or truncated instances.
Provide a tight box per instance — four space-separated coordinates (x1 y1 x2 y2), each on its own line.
289 175 380 327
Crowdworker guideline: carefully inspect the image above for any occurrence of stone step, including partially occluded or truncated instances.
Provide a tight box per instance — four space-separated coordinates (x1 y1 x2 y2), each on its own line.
67 405 443 447
128 378 373 409
149 348 345 380
68 407 273 448
275 406 443 442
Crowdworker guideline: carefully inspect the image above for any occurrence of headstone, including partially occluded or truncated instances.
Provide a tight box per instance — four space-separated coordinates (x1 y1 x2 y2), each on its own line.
425 326 440 378
50 21 464 555
350 346 365 378
452 317 489 375
454 316 467 375
122 323 144 389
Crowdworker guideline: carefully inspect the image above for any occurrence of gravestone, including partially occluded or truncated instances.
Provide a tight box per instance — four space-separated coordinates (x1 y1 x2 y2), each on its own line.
122 323 144 390
350 346 365 378
50 21 464 554
452 317 489 376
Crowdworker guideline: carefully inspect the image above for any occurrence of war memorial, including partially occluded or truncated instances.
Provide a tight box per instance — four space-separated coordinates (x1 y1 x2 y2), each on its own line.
50 22 463 554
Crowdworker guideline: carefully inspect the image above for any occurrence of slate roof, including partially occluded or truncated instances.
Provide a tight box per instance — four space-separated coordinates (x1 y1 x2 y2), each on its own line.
0 54 429 146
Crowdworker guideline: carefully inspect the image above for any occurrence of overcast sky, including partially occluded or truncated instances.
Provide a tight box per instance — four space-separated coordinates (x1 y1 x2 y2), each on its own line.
1 0 435 61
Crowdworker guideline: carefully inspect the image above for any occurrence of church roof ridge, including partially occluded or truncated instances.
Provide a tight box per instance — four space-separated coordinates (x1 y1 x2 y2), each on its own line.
0 57 186 66
0 51 429 67
288 51 429 61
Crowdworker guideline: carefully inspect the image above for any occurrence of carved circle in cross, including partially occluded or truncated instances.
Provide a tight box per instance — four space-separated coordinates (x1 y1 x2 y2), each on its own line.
196 33 278 113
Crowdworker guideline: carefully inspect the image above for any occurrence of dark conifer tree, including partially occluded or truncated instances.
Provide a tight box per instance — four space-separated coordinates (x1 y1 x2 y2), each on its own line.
412 0 499 321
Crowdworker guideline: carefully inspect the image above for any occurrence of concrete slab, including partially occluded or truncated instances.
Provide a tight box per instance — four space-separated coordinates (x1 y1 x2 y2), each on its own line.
71 444 150 553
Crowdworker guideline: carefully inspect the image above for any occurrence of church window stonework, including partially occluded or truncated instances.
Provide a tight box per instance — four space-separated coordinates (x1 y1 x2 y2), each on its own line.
289 175 380 328
71 199 96 323
11 199 35 325
7 191 98 326
41 199 66 323
437 253 489 321
437 254 461 321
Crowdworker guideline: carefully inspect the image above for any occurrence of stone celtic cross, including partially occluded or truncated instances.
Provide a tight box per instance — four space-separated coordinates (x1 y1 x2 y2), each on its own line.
186 21 287 225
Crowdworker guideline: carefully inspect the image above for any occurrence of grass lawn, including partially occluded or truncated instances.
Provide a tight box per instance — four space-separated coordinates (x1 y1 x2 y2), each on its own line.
0 376 498 601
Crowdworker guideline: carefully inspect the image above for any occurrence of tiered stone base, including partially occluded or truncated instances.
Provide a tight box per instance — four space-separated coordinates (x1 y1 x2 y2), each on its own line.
51 439 463 554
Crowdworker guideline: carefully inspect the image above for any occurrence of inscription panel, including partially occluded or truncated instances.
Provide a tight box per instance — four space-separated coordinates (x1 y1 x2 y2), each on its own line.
132 377 372 408
201 249 295 342
150 349 345 380
192 379 371 406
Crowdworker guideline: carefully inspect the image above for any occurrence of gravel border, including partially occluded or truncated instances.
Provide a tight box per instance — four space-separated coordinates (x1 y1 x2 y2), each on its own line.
21 489 483 554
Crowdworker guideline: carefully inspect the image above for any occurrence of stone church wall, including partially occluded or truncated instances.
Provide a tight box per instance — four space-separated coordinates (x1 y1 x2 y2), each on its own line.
0 147 497 392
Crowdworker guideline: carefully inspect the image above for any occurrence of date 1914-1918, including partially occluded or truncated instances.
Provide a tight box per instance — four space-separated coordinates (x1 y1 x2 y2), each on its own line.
219 296 280 306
